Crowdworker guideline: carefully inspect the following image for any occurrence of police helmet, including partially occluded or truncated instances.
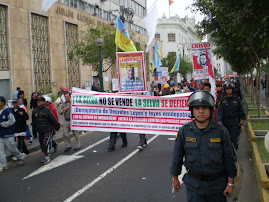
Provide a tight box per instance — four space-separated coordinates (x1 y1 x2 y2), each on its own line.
188 91 215 110
223 82 234 90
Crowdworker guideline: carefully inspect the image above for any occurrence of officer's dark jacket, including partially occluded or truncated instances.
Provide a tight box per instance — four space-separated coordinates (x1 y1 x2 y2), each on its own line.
33 106 60 133
170 120 236 178
217 95 245 123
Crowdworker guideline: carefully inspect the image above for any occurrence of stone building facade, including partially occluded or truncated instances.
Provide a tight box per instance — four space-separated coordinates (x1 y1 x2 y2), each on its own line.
0 0 151 102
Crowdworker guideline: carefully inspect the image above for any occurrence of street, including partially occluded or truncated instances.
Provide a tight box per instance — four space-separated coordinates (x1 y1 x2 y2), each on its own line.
0 132 187 202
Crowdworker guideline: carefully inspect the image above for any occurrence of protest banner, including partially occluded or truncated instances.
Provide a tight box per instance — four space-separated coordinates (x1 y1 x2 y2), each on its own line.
156 67 169 83
71 88 192 135
191 42 212 80
117 51 146 93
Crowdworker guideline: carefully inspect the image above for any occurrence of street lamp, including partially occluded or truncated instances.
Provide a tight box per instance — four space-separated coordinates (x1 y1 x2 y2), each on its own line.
96 38 104 92
177 43 187 58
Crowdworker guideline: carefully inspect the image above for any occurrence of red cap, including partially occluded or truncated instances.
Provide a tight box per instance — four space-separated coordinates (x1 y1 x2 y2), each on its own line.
63 88 69 92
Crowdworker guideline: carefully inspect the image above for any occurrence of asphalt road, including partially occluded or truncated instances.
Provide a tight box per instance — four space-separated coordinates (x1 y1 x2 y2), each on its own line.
0 132 187 202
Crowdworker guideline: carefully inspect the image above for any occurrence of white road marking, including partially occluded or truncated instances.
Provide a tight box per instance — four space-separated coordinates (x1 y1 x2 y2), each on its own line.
63 135 160 202
168 138 175 141
23 155 84 180
22 136 110 180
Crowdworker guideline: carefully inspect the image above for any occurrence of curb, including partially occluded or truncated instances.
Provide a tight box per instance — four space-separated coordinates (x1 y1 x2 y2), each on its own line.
247 108 269 202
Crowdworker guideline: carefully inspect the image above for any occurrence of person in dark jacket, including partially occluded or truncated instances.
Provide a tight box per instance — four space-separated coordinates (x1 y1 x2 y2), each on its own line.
170 91 236 201
0 96 25 171
217 82 246 150
17 90 27 108
34 97 60 164
12 99 30 155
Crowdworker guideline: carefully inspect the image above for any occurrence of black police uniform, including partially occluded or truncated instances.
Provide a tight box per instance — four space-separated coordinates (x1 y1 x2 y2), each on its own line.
170 120 236 201
217 94 246 150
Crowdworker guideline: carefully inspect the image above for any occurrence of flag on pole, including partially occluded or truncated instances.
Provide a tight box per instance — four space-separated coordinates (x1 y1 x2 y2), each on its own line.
152 40 162 73
205 48 216 95
170 52 180 73
41 0 57 14
169 0 174 6
115 17 137 52
142 1 158 53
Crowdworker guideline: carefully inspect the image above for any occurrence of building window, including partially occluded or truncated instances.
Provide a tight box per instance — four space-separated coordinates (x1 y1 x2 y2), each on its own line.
65 22 80 89
31 13 51 92
0 5 8 71
155 34 160 40
168 33 175 42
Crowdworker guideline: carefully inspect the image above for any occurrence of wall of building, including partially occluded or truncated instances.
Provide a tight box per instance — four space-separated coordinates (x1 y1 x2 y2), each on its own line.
0 0 150 103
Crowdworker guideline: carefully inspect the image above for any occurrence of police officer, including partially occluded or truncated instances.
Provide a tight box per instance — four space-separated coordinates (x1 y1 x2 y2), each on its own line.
170 91 236 201
217 82 246 150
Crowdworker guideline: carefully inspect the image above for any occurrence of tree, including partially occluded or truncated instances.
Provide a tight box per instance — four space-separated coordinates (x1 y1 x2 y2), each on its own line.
163 52 193 79
69 24 116 73
191 0 269 117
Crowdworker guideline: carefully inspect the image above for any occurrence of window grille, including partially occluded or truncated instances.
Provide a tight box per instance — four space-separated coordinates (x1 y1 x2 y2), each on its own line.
65 22 80 89
0 5 8 71
31 13 51 92
168 33 175 42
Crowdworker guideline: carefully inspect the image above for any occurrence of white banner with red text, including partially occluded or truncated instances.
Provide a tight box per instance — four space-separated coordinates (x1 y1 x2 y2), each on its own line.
71 88 192 135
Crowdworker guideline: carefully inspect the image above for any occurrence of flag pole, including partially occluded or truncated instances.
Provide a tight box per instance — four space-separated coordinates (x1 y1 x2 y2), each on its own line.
169 0 170 18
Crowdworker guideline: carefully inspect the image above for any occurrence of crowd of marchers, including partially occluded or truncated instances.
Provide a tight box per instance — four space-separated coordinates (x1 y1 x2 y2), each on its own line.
1 78 245 174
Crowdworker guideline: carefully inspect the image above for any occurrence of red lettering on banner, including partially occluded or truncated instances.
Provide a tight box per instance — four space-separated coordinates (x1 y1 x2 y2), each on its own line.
192 43 211 49
169 100 188 108
161 100 169 107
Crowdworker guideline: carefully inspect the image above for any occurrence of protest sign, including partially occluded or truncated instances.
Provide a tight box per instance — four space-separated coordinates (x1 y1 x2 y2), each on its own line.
71 88 192 135
117 51 146 92
191 42 212 80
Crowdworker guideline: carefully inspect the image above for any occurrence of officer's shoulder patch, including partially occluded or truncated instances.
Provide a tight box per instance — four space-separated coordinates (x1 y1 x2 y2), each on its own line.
186 137 196 142
175 132 179 139
210 138 221 143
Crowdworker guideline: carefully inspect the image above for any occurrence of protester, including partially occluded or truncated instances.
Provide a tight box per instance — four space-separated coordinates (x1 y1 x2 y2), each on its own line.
170 91 236 200
34 97 60 164
59 92 81 152
161 83 171 96
11 99 30 156
17 90 27 107
44 96 59 152
0 96 25 171
13 87 20 100
107 132 128 152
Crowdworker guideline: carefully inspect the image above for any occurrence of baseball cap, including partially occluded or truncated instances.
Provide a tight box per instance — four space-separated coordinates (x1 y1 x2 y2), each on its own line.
63 88 69 92
44 96 52 103
37 97 46 102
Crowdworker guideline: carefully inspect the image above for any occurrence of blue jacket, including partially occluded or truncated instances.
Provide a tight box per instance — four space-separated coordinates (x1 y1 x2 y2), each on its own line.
0 107 16 138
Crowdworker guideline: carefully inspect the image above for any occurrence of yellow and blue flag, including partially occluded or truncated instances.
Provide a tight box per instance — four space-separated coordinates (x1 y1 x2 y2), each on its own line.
115 17 137 52
170 51 180 73
152 40 162 72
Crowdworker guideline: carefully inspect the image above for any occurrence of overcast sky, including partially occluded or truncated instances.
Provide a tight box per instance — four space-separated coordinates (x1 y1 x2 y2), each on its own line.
147 0 204 24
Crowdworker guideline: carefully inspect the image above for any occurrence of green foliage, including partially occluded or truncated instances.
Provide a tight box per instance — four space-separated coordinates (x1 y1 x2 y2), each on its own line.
256 139 269 163
39 82 56 94
70 24 117 72
191 0 269 74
